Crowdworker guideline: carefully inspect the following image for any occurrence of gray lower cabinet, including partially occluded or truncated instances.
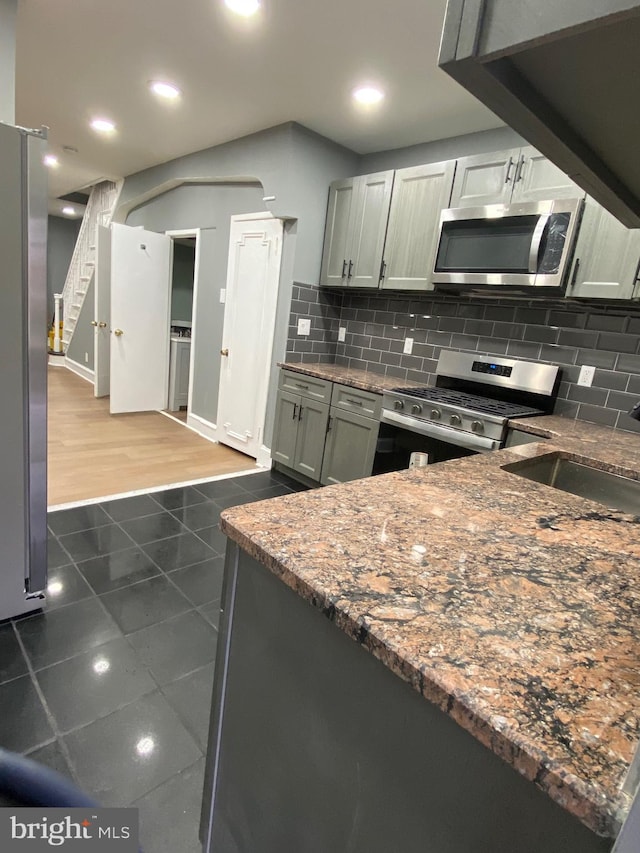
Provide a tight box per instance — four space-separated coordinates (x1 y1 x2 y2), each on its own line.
272 389 329 481
566 196 640 300
320 407 379 486
273 374 381 486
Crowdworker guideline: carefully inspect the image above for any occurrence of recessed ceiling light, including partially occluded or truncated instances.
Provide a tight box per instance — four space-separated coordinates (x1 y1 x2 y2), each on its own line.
62 206 76 216
44 154 59 168
352 86 385 105
90 118 116 134
150 80 181 100
225 0 261 17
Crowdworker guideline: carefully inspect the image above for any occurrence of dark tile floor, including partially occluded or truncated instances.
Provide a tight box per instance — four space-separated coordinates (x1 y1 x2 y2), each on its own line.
0 468 306 853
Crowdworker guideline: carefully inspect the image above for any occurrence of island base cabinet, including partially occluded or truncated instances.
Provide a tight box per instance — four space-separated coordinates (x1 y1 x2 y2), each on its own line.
201 545 611 853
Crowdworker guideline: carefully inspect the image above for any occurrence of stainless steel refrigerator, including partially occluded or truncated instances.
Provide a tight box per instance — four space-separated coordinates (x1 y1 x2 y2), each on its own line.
0 121 48 620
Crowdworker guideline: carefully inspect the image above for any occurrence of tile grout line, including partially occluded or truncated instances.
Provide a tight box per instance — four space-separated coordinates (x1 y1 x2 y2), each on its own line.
11 620 84 789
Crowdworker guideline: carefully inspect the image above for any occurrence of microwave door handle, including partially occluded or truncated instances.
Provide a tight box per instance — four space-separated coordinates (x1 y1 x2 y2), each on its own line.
528 214 550 274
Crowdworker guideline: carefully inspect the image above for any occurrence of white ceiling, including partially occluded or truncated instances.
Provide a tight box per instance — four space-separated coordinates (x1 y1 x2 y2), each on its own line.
16 0 502 204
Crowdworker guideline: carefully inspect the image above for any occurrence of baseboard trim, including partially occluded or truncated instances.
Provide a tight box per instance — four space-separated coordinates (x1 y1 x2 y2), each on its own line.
256 445 272 469
65 358 95 384
186 412 219 444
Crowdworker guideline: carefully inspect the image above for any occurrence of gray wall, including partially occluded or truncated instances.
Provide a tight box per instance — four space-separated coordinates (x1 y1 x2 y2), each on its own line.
358 126 525 173
120 122 359 443
126 183 265 425
117 122 359 285
66 277 95 370
171 242 195 323
47 214 80 319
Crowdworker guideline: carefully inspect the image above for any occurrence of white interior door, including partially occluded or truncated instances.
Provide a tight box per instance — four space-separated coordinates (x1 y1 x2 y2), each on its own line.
217 216 283 457
94 224 111 398
110 222 172 414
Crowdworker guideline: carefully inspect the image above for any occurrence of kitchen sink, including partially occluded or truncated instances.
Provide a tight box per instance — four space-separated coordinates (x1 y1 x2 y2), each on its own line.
502 453 640 515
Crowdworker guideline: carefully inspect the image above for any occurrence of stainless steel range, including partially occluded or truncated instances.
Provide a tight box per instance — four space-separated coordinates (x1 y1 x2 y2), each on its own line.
378 351 559 465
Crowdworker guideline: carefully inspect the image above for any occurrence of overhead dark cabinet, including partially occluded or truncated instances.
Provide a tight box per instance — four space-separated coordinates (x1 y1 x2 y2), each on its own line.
439 1 640 227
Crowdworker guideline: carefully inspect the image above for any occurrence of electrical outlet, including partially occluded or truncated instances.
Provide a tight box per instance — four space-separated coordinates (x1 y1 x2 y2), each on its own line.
219 288 226 303
297 318 311 336
84 352 89 364
577 365 595 387
338 327 346 343
403 337 414 355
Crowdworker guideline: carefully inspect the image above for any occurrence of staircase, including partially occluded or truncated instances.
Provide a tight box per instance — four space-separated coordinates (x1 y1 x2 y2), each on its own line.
61 179 123 352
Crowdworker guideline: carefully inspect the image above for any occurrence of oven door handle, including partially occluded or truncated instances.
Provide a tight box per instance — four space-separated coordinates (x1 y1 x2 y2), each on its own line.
380 410 501 452
528 214 550 274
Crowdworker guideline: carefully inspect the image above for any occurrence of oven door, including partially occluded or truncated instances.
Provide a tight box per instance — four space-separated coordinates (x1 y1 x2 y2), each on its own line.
374 412 496 474
432 198 583 289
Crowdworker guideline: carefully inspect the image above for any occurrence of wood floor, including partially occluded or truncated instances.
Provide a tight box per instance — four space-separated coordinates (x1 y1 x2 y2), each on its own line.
48 367 256 506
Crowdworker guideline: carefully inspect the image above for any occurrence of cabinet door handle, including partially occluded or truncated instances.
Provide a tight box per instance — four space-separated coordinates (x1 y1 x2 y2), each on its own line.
295 382 309 390
348 260 353 279
292 403 298 420
505 157 514 184
514 155 525 183
346 398 363 406
342 259 348 278
569 257 580 291
298 405 303 421
379 260 387 281
327 415 333 432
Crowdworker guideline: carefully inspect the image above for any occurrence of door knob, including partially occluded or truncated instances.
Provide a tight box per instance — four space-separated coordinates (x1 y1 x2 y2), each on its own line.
220 348 229 356
90 320 98 327
98 322 107 328
114 329 124 336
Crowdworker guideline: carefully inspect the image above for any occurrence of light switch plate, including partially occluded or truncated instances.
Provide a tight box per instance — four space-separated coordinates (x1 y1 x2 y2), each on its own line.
403 337 414 355
577 365 595 387
297 318 311 336
338 327 346 342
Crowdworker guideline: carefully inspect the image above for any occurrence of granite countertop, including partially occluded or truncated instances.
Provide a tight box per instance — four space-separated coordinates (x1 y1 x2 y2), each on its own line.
278 361 419 394
224 377 640 839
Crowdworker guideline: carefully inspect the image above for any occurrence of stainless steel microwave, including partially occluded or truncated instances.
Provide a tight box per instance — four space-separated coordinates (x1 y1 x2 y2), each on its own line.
432 198 584 290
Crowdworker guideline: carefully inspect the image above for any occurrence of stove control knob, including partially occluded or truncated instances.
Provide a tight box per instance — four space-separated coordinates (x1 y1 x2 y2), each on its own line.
430 408 441 420
393 399 404 411
449 414 462 427
411 404 422 416
471 420 484 434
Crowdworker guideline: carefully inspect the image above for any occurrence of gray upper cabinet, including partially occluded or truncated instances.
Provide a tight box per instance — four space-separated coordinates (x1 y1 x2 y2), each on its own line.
511 146 581 203
320 179 357 287
381 161 456 291
449 149 516 207
566 196 640 300
320 171 393 288
349 171 394 289
450 146 581 208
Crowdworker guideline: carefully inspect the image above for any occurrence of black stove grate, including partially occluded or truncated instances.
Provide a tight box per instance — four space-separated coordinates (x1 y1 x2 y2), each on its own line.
388 386 543 418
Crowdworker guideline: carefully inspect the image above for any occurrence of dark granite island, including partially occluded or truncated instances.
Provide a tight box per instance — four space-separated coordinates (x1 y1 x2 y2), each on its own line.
199 435 640 853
